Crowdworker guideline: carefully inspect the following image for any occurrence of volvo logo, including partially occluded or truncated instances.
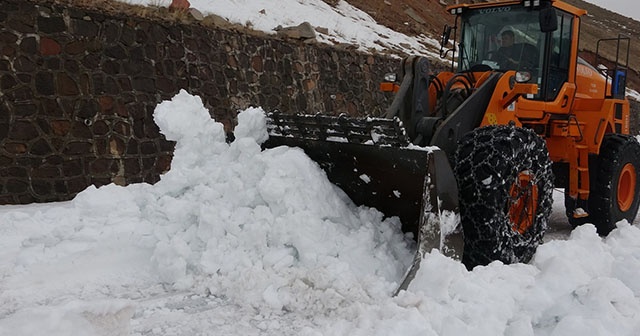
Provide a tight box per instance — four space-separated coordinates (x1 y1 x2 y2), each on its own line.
479 7 512 14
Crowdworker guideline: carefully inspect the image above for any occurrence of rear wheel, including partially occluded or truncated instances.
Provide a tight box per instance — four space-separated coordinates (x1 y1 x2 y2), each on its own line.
454 126 553 269
565 134 640 235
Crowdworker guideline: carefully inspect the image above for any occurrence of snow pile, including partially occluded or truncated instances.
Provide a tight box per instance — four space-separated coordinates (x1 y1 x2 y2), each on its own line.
147 90 413 300
0 90 413 335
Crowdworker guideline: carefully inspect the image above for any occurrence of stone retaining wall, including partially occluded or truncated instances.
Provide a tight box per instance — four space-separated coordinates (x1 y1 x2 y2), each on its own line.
2 0 638 205
0 0 398 204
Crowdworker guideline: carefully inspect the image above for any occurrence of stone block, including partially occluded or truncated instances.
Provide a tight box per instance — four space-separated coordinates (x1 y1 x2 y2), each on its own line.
9 12 36 34
34 72 55 96
0 123 8 139
9 120 38 140
17 73 31 84
89 158 113 176
20 36 37 53
0 74 17 90
6 179 28 193
31 180 52 196
56 73 79 96
45 155 64 165
0 31 18 45
114 121 131 136
32 165 60 179
105 45 128 59
38 15 66 34
109 136 126 156
29 139 53 156
64 141 93 155
50 120 72 136
125 158 141 175
70 121 93 138
13 103 37 117
64 59 80 73
14 56 36 72
140 141 158 155
1 43 16 57
65 40 88 55
76 99 99 119
91 177 112 188
132 77 155 93
73 19 99 38
66 176 88 194
62 159 83 176
82 53 101 69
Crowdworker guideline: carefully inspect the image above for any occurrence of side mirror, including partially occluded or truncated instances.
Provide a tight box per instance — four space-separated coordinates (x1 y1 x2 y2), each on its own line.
539 7 558 32
441 25 452 47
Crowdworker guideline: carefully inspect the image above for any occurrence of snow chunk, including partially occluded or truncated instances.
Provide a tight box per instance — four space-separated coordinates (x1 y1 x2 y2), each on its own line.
359 174 371 183
154 89 225 144
234 107 269 144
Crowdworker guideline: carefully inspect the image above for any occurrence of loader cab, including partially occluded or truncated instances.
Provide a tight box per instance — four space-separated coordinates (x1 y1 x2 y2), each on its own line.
451 2 574 102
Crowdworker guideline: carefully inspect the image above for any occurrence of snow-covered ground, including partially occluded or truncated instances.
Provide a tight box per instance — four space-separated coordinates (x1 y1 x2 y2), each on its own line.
2 90 640 336
130 0 442 58
584 0 640 21
2 1 640 335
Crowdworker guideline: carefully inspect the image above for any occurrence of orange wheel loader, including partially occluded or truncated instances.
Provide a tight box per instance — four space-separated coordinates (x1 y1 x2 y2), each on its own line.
262 0 639 292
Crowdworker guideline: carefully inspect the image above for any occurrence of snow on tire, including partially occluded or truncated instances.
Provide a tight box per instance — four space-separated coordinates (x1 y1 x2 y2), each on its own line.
454 125 553 269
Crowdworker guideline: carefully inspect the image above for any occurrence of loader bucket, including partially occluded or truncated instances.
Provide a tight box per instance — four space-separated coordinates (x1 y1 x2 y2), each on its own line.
263 113 463 292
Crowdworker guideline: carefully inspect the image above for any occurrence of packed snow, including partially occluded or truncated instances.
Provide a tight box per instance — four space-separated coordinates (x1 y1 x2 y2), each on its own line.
2 0 640 335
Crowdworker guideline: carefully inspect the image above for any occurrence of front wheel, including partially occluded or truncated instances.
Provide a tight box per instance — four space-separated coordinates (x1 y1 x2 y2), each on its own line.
454 126 553 269
566 134 640 235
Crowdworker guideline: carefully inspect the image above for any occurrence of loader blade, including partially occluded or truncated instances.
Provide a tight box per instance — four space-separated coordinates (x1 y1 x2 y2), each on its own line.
395 149 463 294
263 113 463 293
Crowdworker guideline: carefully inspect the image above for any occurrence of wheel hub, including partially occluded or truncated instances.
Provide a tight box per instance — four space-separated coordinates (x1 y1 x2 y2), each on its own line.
617 163 637 212
508 171 538 234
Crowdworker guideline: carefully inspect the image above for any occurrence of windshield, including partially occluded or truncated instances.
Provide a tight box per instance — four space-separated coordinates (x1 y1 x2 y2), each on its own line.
458 5 546 76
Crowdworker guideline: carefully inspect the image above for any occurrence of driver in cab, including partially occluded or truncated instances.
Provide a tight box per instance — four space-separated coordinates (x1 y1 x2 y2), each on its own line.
492 30 537 70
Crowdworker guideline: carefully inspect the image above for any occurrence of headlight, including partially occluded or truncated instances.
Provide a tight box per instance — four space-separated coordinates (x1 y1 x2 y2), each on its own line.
515 71 531 83
384 73 397 82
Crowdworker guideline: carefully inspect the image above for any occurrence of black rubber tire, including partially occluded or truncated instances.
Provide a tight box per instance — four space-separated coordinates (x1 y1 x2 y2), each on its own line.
454 125 553 269
565 134 640 235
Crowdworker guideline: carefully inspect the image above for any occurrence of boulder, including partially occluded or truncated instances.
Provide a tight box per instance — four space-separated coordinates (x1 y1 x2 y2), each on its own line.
275 22 316 40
